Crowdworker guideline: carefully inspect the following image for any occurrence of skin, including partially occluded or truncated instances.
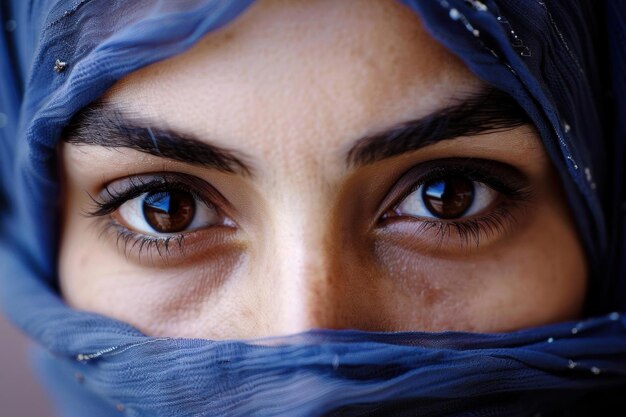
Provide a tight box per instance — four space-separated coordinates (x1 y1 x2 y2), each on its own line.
58 0 586 339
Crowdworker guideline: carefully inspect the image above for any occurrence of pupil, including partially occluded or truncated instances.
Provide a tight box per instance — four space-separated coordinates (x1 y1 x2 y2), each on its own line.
142 190 195 233
422 177 474 219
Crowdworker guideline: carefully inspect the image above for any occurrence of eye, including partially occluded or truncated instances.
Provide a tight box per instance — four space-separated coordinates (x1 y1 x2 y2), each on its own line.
395 176 499 220
376 159 533 250
117 189 222 235
86 173 239 262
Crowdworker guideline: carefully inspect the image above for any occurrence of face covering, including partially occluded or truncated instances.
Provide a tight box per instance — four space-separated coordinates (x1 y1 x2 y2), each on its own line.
1 1 625 416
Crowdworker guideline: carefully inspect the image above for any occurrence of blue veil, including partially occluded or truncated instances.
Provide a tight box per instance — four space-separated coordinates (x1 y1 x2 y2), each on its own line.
1 1 625 416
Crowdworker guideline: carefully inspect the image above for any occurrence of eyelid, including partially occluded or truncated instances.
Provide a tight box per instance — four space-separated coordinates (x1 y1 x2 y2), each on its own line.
85 172 241 265
374 157 531 224
87 172 238 222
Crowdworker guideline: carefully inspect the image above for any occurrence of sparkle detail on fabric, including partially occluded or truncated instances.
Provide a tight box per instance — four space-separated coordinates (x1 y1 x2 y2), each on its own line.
440 2 481 37
53 59 68 73
496 16 532 57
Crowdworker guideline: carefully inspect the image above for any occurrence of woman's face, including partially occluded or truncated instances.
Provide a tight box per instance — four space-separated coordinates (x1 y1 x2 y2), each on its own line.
59 0 586 339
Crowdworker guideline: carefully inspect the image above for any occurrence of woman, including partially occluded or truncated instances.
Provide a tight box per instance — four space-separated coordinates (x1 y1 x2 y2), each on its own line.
0 0 625 416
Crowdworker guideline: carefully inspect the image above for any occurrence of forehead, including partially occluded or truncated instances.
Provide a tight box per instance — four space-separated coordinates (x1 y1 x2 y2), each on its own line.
105 0 480 156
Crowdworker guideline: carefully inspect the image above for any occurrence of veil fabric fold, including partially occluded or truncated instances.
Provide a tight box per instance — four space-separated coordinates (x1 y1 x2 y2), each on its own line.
1 1 625 416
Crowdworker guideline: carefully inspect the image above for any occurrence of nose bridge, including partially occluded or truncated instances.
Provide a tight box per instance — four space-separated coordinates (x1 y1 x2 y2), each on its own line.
264 197 345 334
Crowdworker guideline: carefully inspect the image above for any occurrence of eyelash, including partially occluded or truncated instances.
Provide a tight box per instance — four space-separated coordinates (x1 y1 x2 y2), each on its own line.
86 176 215 261
103 222 186 262
87 162 532 261
380 161 533 247
389 204 520 248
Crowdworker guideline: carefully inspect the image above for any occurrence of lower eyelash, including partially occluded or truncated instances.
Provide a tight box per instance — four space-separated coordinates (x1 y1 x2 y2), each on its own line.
388 197 527 249
417 204 517 248
99 220 186 262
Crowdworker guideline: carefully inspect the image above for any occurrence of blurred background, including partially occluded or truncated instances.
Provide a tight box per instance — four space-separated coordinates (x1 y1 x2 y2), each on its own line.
0 312 54 416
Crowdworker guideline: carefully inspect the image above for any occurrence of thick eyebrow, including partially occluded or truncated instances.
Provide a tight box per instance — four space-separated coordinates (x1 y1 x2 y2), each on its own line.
63 103 254 177
63 87 529 175
346 87 531 167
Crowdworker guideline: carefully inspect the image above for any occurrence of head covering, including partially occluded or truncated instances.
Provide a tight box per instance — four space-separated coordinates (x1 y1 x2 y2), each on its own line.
1 0 625 416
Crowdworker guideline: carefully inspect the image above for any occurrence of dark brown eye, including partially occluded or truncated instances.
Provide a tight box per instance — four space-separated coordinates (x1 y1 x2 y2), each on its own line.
116 186 222 235
394 175 498 220
422 177 474 219
143 190 196 233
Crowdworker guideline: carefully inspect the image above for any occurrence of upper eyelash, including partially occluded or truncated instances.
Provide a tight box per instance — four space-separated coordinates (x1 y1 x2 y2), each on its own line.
85 175 208 218
394 165 529 209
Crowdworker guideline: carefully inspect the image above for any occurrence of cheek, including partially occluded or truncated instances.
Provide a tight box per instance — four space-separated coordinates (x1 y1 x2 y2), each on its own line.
481 208 587 329
58 209 246 337
372 203 586 333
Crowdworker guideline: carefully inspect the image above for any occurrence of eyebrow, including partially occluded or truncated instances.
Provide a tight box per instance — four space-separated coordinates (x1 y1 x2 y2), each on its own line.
63 87 530 174
63 104 254 176
346 87 530 166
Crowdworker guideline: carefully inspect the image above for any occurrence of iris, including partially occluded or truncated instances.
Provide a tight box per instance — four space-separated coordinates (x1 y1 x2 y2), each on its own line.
422 177 474 219
142 190 196 233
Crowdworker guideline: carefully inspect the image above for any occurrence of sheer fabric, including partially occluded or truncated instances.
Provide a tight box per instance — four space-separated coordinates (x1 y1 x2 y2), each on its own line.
0 1 625 416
